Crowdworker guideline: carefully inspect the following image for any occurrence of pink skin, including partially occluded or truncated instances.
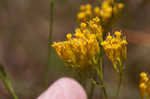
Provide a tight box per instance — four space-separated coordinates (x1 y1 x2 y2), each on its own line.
37 77 88 99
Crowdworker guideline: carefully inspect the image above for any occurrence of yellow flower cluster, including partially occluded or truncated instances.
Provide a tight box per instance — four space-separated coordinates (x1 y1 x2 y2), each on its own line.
101 31 127 71
77 2 124 41
88 17 103 41
77 4 92 22
52 23 100 68
139 72 150 98
52 1 124 68
77 1 124 24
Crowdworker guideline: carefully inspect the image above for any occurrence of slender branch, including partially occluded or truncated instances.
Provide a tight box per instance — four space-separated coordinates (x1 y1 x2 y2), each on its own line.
46 0 54 85
115 60 125 99
100 57 108 99
96 66 108 99
99 38 109 99
115 71 123 99
96 45 108 99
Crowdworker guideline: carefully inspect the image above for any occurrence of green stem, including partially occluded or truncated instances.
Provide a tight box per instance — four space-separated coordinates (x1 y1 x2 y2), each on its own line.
100 59 108 99
46 0 54 85
96 46 108 99
115 71 123 99
96 66 108 99
115 60 124 99
1 77 18 99
95 37 108 99
101 43 108 99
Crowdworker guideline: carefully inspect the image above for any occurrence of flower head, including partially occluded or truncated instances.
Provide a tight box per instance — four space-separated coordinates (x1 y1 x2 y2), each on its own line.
77 1 124 24
77 4 92 22
139 82 147 97
52 1 125 69
52 29 100 68
101 31 127 71
139 72 150 98
140 72 149 83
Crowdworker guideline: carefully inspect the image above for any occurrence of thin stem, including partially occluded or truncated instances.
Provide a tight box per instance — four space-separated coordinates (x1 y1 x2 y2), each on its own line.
96 45 108 99
100 60 108 99
115 60 124 99
96 66 108 99
89 79 95 99
1 77 18 99
115 71 123 99
46 0 54 85
98 38 108 99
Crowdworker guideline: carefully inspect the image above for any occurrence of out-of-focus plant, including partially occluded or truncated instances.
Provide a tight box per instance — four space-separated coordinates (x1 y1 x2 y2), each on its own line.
139 72 150 99
46 0 54 86
52 0 126 99
0 64 18 99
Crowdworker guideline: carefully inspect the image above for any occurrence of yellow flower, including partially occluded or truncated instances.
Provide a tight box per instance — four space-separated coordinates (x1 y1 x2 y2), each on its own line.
53 2 125 68
88 18 103 41
75 28 82 34
101 31 127 71
140 72 149 83
85 10 92 17
140 72 147 79
118 3 124 9
139 83 147 97
106 34 112 41
52 28 100 68
101 1 110 10
80 23 87 29
77 4 92 22
85 4 92 11
77 1 124 25
100 0 112 20
80 5 86 11
93 17 100 23
139 72 150 98
114 2 124 14
114 31 121 37
77 12 86 21
66 33 72 40
52 41 76 64
94 7 101 16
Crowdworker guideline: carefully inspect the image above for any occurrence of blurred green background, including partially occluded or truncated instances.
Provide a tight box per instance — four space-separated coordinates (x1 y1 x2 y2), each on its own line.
0 0 150 99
